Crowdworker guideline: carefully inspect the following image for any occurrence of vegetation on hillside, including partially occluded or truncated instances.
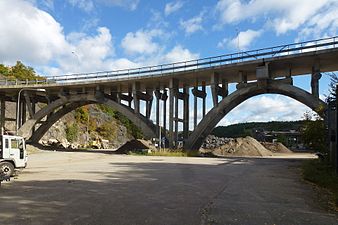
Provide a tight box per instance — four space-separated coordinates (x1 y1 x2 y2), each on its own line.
212 121 303 138
65 104 143 143
0 61 43 80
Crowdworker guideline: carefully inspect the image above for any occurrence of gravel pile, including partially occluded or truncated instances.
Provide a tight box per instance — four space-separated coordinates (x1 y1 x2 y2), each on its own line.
201 136 274 157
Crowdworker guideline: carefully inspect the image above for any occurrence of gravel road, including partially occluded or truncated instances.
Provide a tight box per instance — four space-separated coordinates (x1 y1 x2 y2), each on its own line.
0 151 337 225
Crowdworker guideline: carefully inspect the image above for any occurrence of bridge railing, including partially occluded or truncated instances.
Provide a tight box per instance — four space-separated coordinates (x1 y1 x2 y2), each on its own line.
2 36 338 85
0 79 49 86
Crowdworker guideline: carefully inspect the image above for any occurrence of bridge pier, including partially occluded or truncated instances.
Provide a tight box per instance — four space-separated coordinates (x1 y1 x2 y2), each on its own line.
155 89 168 143
211 72 228 106
0 99 5 135
311 66 322 98
169 78 190 148
192 81 207 128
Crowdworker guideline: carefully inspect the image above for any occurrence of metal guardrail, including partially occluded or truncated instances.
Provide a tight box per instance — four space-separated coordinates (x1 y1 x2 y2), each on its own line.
1 36 338 85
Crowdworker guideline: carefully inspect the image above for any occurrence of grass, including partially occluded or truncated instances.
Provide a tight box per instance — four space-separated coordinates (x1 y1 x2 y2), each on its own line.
302 159 338 210
127 149 200 157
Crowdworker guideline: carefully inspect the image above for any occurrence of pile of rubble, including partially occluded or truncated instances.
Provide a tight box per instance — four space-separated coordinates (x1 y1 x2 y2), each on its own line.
201 135 291 157
202 135 232 149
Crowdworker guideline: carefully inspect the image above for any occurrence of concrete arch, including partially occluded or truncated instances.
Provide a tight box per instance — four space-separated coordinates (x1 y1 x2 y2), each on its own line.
184 82 326 150
19 93 156 140
29 101 93 143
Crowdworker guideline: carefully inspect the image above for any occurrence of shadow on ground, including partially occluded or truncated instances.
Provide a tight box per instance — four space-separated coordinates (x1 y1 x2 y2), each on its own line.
0 156 337 225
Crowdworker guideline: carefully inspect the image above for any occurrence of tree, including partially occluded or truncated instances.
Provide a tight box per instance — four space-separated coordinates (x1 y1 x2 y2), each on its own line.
0 61 42 80
301 111 327 154
327 72 337 103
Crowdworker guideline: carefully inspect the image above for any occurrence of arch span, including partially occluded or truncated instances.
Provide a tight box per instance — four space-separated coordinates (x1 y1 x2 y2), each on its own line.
29 101 93 143
184 82 326 150
19 93 156 141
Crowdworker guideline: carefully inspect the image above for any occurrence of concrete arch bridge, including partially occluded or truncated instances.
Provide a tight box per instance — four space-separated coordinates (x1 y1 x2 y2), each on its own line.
0 36 337 150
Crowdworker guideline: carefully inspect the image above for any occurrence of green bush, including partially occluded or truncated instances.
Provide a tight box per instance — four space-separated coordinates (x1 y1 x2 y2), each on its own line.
98 104 143 139
66 123 78 142
302 160 338 209
75 107 89 123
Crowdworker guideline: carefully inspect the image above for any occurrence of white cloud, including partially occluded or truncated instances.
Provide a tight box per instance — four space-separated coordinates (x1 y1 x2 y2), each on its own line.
164 45 199 63
121 29 163 55
218 29 262 50
219 95 310 126
0 0 199 77
68 0 94 12
215 0 337 36
165 1 184 16
62 27 115 72
0 0 69 64
180 14 204 35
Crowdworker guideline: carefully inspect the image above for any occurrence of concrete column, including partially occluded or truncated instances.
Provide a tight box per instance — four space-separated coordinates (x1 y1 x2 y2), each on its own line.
21 100 27 125
32 100 36 133
169 79 178 148
311 66 321 98
155 90 160 137
128 87 132 108
221 79 229 98
194 83 198 129
169 88 174 148
0 99 5 134
202 82 206 118
239 71 247 83
146 89 152 119
116 86 121 104
163 90 167 135
211 72 219 106
16 99 21 129
132 82 140 114
174 88 179 145
183 86 189 139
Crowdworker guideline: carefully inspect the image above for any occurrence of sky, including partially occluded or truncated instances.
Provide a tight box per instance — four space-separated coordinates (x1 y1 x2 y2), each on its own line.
0 0 337 127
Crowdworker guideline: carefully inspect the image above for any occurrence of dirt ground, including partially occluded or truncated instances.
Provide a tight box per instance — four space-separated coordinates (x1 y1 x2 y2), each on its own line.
0 151 336 225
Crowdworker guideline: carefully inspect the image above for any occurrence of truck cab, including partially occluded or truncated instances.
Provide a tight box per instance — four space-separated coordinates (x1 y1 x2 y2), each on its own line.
0 135 27 177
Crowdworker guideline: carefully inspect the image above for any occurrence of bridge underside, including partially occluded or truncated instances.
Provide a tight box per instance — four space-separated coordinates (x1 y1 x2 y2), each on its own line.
0 43 336 150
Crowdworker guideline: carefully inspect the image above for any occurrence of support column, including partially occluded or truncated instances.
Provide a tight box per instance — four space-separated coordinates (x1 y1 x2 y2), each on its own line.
128 87 132 108
193 80 198 129
169 79 178 148
211 72 219 106
21 100 26 125
183 85 189 140
132 82 140 114
163 90 167 135
146 89 152 119
0 99 5 135
16 99 21 131
32 100 36 133
155 89 160 137
202 81 206 118
174 88 179 145
311 66 321 98
117 85 122 104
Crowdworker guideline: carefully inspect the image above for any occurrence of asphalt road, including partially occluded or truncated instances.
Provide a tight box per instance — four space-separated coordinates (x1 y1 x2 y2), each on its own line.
0 151 337 225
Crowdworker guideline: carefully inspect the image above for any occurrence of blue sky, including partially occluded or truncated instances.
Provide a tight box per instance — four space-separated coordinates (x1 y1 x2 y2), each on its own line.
0 0 337 127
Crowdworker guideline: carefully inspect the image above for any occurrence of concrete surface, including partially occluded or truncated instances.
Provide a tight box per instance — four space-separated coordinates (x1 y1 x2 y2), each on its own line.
0 151 337 225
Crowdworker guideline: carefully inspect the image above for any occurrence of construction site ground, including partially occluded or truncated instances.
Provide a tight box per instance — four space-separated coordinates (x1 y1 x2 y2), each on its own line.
0 150 337 225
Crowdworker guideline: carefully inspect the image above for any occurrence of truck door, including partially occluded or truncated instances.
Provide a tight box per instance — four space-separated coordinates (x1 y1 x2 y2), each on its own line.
2 136 10 159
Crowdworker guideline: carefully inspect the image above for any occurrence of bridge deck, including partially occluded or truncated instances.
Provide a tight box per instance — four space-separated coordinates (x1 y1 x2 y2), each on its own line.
0 36 338 94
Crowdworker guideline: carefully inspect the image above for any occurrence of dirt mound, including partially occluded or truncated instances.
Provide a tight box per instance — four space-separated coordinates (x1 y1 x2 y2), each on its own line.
114 139 156 154
261 142 292 153
211 136 273 157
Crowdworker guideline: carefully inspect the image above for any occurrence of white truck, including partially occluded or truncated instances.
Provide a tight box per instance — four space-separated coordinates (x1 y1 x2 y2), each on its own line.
0 135 27 177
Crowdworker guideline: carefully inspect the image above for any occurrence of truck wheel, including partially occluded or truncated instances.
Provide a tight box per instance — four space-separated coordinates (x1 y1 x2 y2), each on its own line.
0 162 14 177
